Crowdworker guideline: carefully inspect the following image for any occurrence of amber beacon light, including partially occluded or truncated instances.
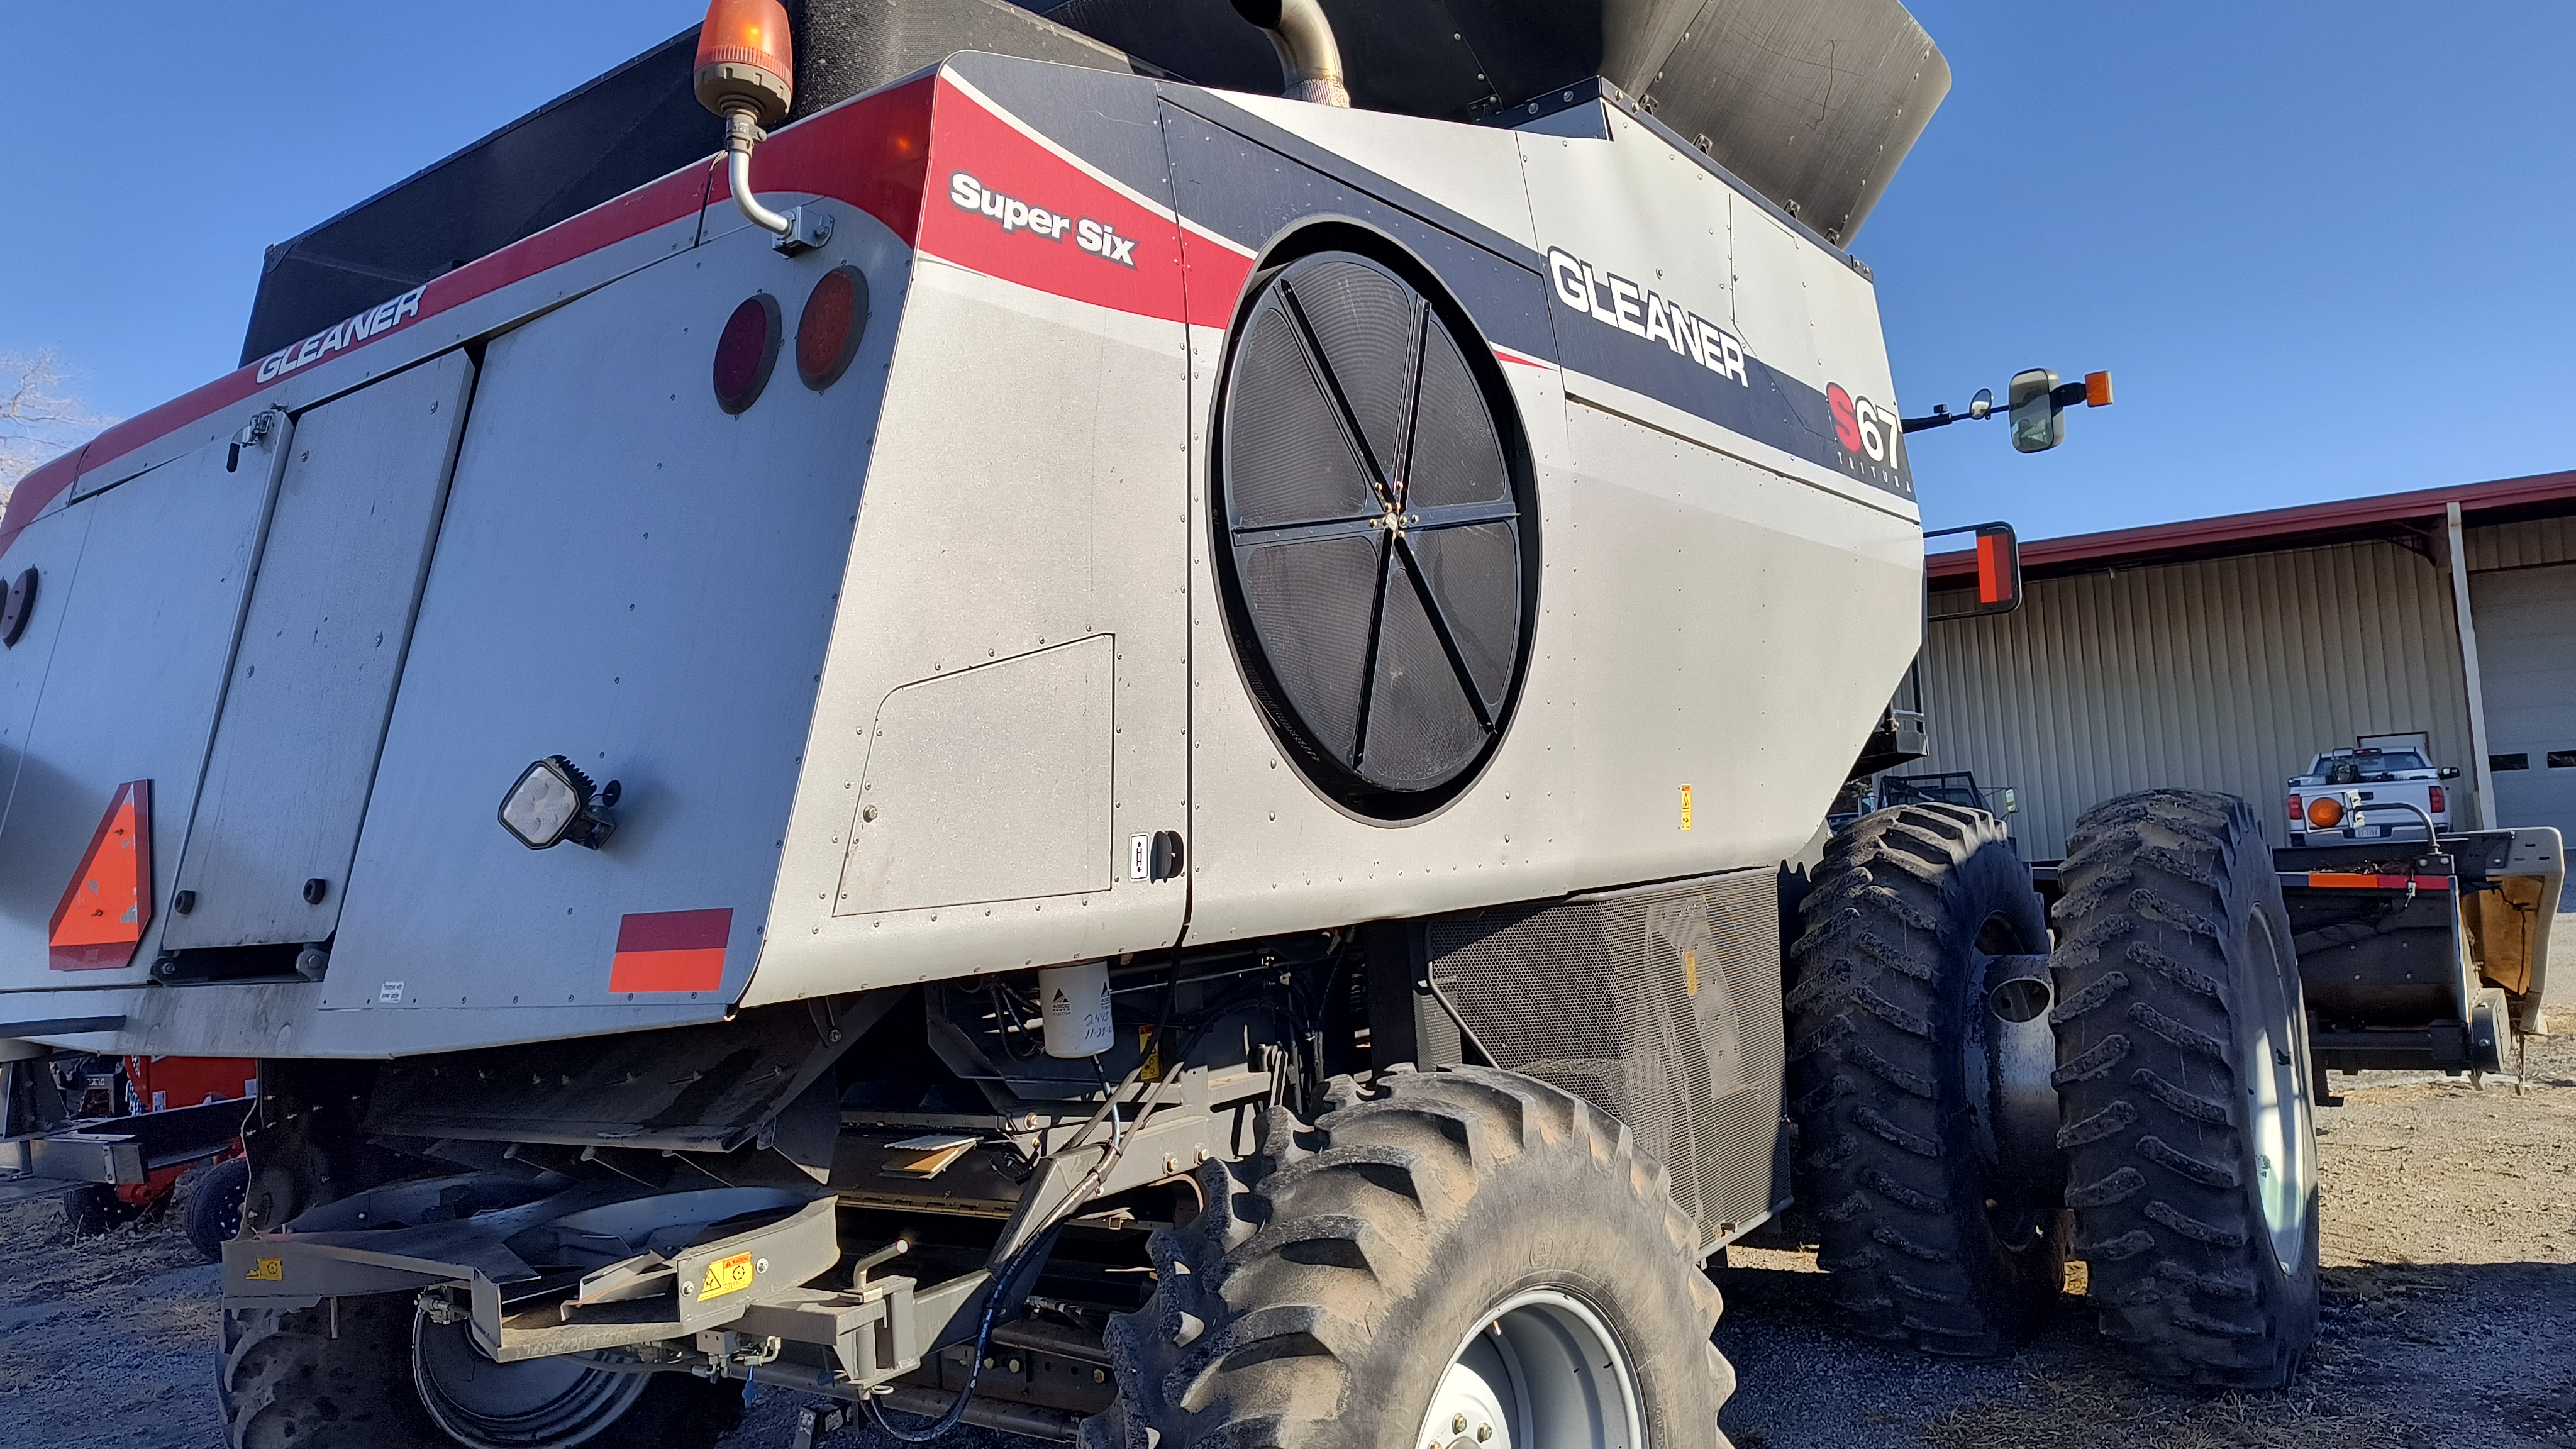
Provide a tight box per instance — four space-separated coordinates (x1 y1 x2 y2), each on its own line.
696 0 830 252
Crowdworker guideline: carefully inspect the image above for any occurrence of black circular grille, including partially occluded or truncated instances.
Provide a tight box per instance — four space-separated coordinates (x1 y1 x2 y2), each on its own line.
1216 250 1530 814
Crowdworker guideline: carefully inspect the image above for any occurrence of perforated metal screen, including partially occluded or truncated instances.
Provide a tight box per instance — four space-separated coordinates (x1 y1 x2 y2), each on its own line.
1216 250 1528 814
1430 870 1784 1250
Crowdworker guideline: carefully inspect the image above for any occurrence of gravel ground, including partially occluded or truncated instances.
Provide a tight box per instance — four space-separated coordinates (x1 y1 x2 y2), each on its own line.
5 930 2568 1449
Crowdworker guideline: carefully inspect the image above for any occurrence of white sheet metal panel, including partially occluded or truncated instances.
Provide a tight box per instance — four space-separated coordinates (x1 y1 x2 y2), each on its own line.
1516 107 1916 521
0 437 279 991
167 352 474 949
1918 540 2475 860
319 214 907 1030
838 636 1115 914
2467 561 2576 843
744 258 1194 1005
1214 93 1542 250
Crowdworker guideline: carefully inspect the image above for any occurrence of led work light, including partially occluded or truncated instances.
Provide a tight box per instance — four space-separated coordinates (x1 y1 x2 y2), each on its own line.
499 756 619 850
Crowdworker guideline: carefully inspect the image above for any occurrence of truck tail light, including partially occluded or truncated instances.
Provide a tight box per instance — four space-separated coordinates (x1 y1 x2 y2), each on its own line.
2285 792 2302 824
2428 785 2446 814
796 266 869 390
713 293 782 414
2306 796 2345 830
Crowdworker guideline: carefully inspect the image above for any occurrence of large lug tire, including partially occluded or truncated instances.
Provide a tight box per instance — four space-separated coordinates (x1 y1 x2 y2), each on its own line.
2050 789 2321 1387
1785 802 2066 1356
1085 1065 1733 1449
223 1298 443 1449
220 1296 743 1449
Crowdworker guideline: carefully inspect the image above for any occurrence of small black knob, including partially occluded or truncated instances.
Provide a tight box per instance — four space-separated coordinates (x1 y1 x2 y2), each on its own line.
173 889 196 915
303 877 329 906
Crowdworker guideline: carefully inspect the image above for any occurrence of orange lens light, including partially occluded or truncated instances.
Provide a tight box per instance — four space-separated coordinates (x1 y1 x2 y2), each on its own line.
2085 370 2114 407
695 0 795 124
697 0 792 74
2306 796 2345 829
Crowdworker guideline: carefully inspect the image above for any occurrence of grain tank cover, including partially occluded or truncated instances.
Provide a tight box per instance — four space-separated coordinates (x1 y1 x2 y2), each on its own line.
1036 0 1950 245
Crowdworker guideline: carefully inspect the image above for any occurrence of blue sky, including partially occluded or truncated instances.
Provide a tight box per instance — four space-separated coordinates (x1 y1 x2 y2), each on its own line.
5 2 2570 540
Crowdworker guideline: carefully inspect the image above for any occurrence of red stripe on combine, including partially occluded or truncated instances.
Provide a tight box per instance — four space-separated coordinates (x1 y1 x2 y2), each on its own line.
917 79 1189 323
0 76 939 560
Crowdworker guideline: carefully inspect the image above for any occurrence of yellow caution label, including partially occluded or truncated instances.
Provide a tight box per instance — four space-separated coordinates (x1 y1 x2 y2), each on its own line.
1684 949 1699 998
247 1257 284 1283
1138 1024 1162 1083
700 1252 757 1302
1679 784 1694 831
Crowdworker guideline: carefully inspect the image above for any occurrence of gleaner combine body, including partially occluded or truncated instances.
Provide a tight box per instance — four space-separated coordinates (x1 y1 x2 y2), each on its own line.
4 3 2549 1446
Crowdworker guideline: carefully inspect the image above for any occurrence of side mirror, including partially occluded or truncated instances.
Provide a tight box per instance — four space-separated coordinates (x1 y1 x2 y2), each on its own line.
2009 369 2063 453
2007 367 2115 453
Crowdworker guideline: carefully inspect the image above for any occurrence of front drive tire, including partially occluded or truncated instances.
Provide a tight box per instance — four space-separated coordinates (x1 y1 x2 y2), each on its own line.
1087 1066 1734 1449
2050 790 2320 1386
1785 803 2065 1356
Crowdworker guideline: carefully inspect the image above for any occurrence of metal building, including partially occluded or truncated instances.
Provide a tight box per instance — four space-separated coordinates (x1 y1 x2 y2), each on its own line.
1917 470 2576 860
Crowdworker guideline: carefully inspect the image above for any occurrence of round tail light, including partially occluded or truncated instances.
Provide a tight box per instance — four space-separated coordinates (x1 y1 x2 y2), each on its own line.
2306 796 2345 830
796 265 870 391
713 293 782 414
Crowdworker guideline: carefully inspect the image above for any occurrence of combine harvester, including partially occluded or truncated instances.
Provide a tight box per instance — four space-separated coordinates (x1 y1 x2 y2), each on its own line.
0 1 2554 1445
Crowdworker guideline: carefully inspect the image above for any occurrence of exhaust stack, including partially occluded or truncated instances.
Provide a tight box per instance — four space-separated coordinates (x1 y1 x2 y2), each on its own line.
1228 0 1348 108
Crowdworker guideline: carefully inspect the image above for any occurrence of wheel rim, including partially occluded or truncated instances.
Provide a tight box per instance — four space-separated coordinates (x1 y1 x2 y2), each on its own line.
1418 1289 1644 1449
2243 912 2315 1272
413 1310 650 1449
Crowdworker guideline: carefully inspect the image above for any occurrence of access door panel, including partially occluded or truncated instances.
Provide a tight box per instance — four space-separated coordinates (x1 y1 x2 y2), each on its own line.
0 438 277 987
166 352 474 948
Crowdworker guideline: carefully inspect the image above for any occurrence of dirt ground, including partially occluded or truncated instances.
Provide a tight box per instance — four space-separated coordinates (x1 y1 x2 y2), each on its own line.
4 931 2569 1449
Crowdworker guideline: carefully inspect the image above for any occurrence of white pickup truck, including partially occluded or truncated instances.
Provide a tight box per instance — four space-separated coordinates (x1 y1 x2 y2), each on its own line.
2287 744 2462 845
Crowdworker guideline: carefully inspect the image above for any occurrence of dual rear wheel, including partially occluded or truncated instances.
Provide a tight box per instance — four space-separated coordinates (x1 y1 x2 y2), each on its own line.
1785 792 2320 1385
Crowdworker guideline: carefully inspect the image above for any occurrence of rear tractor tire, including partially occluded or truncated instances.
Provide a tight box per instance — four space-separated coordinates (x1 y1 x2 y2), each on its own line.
2050 789 2320 1387
1086 1065 1734 1449
1785 802 2068 1356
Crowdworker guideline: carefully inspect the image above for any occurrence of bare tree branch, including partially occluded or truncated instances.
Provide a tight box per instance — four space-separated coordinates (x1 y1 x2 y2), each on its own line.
0 348 116 506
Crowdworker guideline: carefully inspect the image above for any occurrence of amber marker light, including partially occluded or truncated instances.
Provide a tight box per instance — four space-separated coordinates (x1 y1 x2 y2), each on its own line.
2306 796 2345 830
2085 370 2115 407
696 0 795 125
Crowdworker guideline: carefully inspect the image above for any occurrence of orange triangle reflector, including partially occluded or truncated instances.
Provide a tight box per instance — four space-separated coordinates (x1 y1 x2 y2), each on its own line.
50 780 153 972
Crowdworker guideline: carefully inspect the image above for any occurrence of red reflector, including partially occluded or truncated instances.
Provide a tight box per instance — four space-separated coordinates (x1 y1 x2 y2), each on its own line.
713 293 782 415
2428 785 2445 814
609 908 733 994
51 780 153 972
796 265 870 391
